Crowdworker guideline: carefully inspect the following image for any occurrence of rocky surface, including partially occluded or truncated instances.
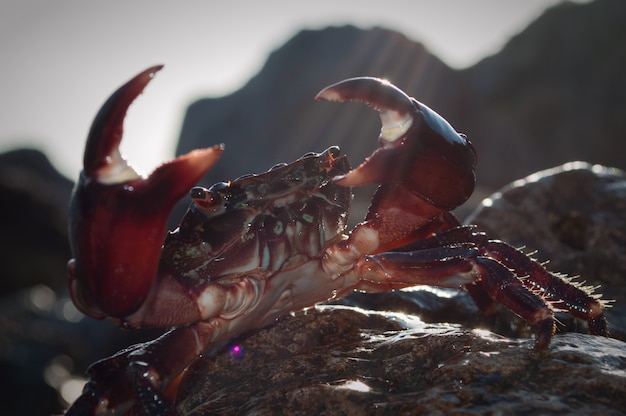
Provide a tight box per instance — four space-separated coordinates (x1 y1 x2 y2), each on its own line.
177 306 626 415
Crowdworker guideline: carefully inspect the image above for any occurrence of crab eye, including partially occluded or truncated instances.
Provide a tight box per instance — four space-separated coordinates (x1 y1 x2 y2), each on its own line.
191 184 228 215
190 186 208 200
191 185 221 205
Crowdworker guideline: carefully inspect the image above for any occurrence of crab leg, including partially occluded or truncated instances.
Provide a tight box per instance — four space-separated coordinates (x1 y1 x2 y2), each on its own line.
351 245 555 350
398 226 607 335
477 238 608 336
66 321 222 416
346 226 607 350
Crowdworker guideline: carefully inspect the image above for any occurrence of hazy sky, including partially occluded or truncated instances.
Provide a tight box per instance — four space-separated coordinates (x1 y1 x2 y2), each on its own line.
0 0 581 179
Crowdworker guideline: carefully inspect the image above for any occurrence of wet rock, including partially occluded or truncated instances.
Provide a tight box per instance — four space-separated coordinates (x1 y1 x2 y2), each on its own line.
177 306 626 415
466 162 626 341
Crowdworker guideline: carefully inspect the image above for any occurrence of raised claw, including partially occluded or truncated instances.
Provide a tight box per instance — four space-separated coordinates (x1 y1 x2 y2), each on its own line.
316 77 415 146
316 77 477 210
68 65 223 319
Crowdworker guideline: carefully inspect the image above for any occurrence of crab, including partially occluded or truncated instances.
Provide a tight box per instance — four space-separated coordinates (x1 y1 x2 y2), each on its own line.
65 65 607 415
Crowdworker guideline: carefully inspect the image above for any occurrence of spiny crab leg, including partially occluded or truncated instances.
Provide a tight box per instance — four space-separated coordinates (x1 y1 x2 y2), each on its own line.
68 65 223 319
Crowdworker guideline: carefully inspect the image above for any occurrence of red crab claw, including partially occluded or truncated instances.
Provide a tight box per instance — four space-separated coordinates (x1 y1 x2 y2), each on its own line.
316 77 476 211
68 65 223 320
317 78 478 269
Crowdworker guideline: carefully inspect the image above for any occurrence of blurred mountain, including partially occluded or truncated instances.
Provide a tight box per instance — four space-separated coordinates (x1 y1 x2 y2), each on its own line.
453 0 626 187
178 25 457 188
178 0 626 194
0 148 73 294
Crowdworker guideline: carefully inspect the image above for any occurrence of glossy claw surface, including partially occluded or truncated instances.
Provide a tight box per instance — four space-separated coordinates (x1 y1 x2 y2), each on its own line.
68 66 223 318
317 77 476 210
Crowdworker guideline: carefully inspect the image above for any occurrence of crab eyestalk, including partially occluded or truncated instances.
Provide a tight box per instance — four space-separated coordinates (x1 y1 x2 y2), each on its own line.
316 77 477 211
68 66 223 319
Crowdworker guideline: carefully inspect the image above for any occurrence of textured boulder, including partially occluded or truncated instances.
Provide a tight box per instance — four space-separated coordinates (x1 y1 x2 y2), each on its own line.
177 307 626 415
